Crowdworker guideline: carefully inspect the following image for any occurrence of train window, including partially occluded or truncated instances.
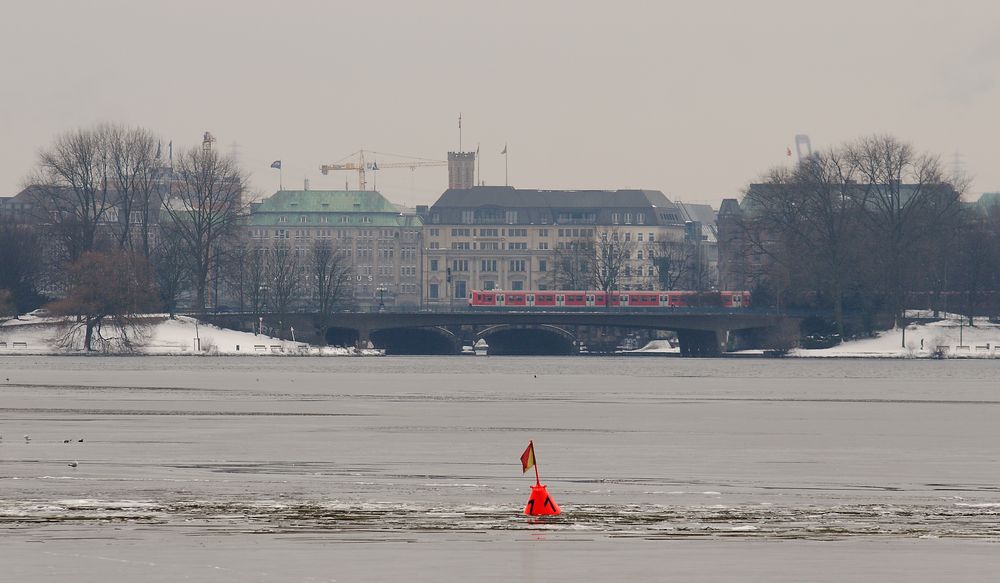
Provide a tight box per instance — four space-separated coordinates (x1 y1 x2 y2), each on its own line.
556 295 564 301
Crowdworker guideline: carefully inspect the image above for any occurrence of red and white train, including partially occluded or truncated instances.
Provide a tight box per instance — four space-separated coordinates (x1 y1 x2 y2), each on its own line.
468 289 752 309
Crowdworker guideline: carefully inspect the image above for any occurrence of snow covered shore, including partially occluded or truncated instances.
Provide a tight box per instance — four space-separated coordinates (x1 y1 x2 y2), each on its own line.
791 316 1000 359
622 314 1000 358
0 314 382 356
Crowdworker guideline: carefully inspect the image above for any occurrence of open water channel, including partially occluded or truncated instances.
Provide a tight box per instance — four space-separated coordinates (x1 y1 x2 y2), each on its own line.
1 356 999 582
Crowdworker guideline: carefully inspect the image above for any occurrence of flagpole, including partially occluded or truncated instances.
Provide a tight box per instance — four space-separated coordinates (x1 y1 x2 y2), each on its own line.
532 441 540 486
279 167 283 191
504 144 509 187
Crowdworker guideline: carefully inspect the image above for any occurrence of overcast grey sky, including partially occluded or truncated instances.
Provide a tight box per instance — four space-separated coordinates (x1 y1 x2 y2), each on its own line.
2 0 998 207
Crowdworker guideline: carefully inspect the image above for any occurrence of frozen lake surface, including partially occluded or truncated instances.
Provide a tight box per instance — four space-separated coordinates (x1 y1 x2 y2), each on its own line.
2 356 1000 581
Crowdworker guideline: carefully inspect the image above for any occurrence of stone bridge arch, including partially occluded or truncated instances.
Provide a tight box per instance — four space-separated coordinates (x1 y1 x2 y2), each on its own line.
474 324 578 356
369 326 461 355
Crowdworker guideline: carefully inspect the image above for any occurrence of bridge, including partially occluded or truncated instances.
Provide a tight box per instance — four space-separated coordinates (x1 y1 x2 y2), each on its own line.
205 308 798 357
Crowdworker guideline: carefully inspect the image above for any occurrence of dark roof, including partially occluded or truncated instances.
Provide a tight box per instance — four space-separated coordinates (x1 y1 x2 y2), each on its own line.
428 186 684 226
433 186 675 209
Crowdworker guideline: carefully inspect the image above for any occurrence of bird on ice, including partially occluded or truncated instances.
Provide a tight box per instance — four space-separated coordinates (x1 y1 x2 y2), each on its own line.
24 435 30 443
68 461 78 468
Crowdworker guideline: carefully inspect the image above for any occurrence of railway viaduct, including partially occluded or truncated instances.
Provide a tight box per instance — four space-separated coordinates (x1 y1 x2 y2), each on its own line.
204 309 798 357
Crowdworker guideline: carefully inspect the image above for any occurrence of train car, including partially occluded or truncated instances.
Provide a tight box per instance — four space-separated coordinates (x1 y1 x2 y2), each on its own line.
469 290 752 309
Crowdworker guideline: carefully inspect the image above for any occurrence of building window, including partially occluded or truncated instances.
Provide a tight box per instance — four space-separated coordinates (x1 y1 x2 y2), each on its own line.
340 216 350 224
461 210 474 224
508 242 527 250
511 280 524 291
455 280 467 298
451 242 471 250
430 259 439 272
278 216 288 223
480 242 500 250
451 228 471 237
362 216 372 223
483 280 495 291
538 229 549 237
479 228 499 237
537 242 548 250
298 215 308 223
637 232 643 242
452 259 469 272
481 259 497 272
509 228 527 237
625 213 633 224
637 213 645 225
611 213 619 225
648 233 654 242
637 250 643 260
539 259 547 272
429 283 439 299
510 259 526 272
505 210 518 224
429 228 439 236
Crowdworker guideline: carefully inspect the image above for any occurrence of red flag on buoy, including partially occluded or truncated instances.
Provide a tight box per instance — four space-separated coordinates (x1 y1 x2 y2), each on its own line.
520 440 560 516
520 441 536 474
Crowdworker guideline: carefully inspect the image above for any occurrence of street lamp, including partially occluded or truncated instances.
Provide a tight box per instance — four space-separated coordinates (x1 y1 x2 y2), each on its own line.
376 285 387 312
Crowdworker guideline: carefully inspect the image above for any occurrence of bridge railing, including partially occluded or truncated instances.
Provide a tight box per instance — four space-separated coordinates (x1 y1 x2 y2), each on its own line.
194 306 824 318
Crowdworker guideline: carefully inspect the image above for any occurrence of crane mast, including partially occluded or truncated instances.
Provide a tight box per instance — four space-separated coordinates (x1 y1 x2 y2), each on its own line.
320 149 446 190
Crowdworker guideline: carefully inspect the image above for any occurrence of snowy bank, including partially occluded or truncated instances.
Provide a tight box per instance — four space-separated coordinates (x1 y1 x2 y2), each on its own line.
0 314 382 356
621 339 680 355
791 316 1000 359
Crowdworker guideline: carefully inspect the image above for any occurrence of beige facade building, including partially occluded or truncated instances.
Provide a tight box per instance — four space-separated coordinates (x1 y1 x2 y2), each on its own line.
419 186 716 305
247 190 422 309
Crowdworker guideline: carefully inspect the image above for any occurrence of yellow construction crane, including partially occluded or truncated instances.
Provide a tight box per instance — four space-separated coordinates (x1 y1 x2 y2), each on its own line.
320 149 447 191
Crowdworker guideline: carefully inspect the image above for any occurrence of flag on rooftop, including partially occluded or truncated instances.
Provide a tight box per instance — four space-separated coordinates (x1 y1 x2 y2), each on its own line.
270 160 282 169
520 440 535 473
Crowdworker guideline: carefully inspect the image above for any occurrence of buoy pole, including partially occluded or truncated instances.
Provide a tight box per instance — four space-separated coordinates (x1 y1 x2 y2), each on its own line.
533 451 541 486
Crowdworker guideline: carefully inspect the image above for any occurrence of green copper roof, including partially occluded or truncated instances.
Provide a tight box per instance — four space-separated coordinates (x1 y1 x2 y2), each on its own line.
248 190 422 228
253 190 399 213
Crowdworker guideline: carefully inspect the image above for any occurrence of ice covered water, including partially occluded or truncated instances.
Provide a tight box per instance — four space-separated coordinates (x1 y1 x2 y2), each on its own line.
2 356 1000 582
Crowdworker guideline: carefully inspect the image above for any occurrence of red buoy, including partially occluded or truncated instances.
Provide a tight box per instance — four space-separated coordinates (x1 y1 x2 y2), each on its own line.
524 483 561 516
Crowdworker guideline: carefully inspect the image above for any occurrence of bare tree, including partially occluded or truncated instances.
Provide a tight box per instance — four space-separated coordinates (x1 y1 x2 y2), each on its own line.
594 228 635 295
0 221 43 312
242 248 269 315
952 205 1000 324
160 145 247 312
151 224 190 316
309 240 353 323
549 238 593 290
848 135 963 325
265 243 300 315
28 127 115 262
104 124 162 257
650 240 698 290
743 149 867 335
47 249 158 352
0 289 15 318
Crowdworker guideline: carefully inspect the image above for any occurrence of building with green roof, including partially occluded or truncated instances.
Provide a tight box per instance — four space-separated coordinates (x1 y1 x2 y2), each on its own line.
247 190 423 308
